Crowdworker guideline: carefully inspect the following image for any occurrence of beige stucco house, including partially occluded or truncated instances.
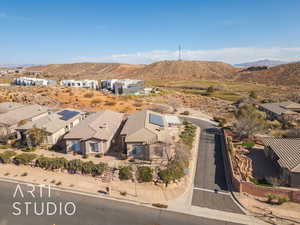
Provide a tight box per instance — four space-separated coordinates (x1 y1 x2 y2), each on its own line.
17 109 85 146
64 110 124 155
120 110 173 161
0 103 49 137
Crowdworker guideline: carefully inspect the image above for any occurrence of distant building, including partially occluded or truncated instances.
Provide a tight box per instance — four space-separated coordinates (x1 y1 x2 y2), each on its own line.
13 77 56 86
258 101 300 122
101 79 144 95
64 110 124 155
17 109 85 146
60 79 99 89
263 137 300 187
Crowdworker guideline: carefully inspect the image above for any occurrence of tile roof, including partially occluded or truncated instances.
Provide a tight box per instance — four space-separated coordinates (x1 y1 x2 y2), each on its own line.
0 102 24 114
262 137 300 172
121 110 168 143
0 104 48 126
17 109 83 134
64 110 123 141
259 101 300 116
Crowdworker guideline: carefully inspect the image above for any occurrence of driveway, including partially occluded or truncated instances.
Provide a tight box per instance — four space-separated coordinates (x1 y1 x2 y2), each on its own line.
184 118 244 214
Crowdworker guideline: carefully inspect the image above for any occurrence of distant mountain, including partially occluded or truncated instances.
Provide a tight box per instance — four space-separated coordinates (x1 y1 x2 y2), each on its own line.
234 59 287 67
233 62 300 86
0 64 40 68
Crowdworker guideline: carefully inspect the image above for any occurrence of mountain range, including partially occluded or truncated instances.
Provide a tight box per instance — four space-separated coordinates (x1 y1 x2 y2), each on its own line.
234 59 287 67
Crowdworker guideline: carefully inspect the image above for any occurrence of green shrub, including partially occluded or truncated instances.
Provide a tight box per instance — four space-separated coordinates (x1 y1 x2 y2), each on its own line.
36 157 68 170
92 163 106 176
67 159 83 174
0 145 9 149
241 141 255 149
82 154 89 159
266 193 276 204
158 165 185 185
82 161 95 174
0 150 17 163
138 166 153 182
277 195 289 205
14 153 37 165
152 203 168 208
179 121 196 148
119 166 133 180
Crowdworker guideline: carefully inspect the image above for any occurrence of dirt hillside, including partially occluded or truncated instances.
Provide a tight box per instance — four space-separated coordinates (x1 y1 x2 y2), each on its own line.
129 60 238 80
25 63 145 80
233 62 300 86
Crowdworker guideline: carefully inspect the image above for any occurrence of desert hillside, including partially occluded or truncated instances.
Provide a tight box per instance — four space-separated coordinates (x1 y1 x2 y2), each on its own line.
129 60 238 80
233 62 300 86
25 63 145 80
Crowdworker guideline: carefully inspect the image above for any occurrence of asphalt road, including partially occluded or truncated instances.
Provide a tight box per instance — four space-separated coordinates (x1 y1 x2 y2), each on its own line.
184 118 243 214
0 181 242 225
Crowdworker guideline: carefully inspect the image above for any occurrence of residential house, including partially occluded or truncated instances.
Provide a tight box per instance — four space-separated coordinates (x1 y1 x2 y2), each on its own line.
0 103 49 136
13 77 56 86
0 102 25 114
258 101 300 123
64 110 124 155
101 79 145 95
17 109 85 146
263 137 300 187
120 110 173 161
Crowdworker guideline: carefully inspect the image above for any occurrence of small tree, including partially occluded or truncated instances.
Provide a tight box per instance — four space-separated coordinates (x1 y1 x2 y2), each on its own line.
26 126 48 147
249 91 257 99
234 104 267 139
206 86 214 94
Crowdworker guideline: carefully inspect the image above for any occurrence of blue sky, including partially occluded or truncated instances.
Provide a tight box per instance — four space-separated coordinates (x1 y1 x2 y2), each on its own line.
1 0 300 64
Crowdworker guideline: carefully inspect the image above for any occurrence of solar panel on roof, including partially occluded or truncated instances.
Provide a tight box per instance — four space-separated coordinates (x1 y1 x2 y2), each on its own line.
149 113 164 127
57 110 80 121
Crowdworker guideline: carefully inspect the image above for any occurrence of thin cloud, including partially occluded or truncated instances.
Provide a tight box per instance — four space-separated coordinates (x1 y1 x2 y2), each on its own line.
0 12 30 21
69 47 300 64
0 12 7 18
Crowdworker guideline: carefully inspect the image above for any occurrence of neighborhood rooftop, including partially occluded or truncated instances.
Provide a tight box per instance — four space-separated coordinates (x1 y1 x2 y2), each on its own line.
0 104 48 126
262 137 300 172
121 110 168 143
64 110 124 141
17 109 83 134
259 101 300 115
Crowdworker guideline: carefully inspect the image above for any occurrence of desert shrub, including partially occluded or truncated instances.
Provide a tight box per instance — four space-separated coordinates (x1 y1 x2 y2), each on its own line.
82 154 89 159
90 98 102 105
179 121 196 148
21 146 37 152
152 203 168 208
95 153 103 158
206 86 214 94
92 163 106 176
105 100 116 106
83 92 94 98
158 166 185 185
21 172 28 176
0 145 9 149
277 195 289 205
0 150 17 163
266 193 276 204
133 102 143 107
138 166 153 182
120 191 127 196
14 153 37 165
249 91 257 99
67 159 83 174
180 110 190 116
213 117 227 127
119 166 133 180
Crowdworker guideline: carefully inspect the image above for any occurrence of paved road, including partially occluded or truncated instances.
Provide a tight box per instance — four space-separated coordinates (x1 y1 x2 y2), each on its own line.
0 181 242 225
185 118 243 214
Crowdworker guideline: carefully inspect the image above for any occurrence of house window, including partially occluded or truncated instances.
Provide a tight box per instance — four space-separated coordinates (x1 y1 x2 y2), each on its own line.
90 143 99 152
71 141 80 151
132 145 143 155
